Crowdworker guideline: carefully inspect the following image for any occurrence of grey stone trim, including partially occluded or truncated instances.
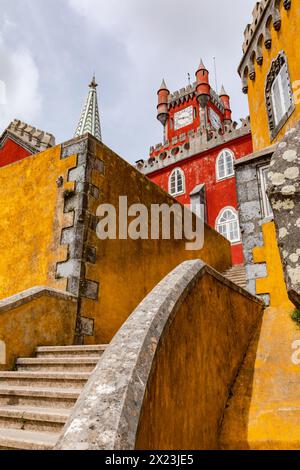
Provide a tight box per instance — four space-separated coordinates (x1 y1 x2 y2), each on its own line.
55 135 104 341
267 121 300 308
167 83 224 113
0 287 76 315
55 260 262 450
0 119 55 154
265 52 295 140
238 0 292 90
137 118 251 175
235 144 276 166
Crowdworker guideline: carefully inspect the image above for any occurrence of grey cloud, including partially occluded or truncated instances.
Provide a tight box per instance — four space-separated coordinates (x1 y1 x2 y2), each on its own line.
0 0 255 162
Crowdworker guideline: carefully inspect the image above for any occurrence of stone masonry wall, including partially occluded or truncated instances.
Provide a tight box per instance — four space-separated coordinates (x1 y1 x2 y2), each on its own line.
236 157 271 304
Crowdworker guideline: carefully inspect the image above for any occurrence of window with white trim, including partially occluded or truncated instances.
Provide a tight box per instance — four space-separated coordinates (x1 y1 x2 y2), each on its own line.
259 165 273 219
216 208 240 243
266 52 294 139
169 168 185 196
271 64 291 126
216 150 235 181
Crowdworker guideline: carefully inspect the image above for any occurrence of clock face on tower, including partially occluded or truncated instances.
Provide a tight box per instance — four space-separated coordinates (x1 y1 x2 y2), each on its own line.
209 108 222 131
174 106 193 131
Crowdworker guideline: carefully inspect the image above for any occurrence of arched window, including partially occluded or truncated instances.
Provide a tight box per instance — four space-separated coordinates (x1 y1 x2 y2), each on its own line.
216 150 235 180
169 168 185 196
216 208 240 243
266 52 294 139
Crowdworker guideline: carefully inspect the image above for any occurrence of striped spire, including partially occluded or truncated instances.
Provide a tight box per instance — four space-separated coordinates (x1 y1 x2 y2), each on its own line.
74 75 102 142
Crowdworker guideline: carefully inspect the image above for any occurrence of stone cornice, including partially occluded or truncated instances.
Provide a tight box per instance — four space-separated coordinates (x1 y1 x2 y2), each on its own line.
238 0 292 93
0 119 55 153
136 117 251 175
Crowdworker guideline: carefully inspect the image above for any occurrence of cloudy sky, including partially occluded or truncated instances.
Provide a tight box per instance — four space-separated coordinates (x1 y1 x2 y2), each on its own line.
0 0 255 163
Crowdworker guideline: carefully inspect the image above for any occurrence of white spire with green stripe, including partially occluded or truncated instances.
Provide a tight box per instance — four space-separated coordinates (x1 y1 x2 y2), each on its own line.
75 75 102 142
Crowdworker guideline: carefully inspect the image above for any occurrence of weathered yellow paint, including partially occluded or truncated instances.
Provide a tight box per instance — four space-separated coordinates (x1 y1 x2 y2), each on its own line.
82 138 232 345
221 305 300 449
135 273 263 450
253 221 293 309
0 292 77 371
0 146 76 300
247 2 300 152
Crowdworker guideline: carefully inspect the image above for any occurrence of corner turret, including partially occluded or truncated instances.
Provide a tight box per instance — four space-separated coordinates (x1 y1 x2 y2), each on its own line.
219 85 232 125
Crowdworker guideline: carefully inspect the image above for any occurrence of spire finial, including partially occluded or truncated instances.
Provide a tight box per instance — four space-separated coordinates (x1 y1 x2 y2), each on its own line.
220 84 228 96
159 78 168 91
89 74 98 89
198 58 206 71
74 75 102 142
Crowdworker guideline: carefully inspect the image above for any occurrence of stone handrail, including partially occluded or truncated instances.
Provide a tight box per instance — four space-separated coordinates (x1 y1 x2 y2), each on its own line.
56 260 263 450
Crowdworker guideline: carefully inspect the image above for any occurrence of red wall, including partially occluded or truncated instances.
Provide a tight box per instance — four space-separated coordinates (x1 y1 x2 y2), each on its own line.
148 134 253 265
0 138 31 168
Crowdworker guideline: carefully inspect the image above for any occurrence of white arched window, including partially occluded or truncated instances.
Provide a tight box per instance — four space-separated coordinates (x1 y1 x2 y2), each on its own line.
216 208 240 243
169 168 185 196
216 150 235 181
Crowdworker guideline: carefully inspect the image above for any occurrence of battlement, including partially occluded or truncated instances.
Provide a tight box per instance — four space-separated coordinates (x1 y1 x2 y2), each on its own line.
168 82 224 113
239 0 292 91
6 119 55 152
136 117 251 175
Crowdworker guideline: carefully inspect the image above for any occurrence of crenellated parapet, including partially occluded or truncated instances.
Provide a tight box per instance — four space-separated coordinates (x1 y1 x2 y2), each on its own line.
167 82 224 113
239 0 292 93
7 119 55 152
136 117 251 175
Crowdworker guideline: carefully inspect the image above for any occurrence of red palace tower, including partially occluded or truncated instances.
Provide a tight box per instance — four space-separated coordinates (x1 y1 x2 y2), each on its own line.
136 60 253 265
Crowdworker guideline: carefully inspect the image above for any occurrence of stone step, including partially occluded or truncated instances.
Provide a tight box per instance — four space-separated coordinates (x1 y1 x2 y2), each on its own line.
0 427 59 450
0 371 90 389
0 405 70 432
0 386 80 408
16 357 99 373
36 345 107 358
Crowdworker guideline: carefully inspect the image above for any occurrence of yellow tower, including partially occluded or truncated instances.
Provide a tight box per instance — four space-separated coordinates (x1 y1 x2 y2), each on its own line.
236 0 298 309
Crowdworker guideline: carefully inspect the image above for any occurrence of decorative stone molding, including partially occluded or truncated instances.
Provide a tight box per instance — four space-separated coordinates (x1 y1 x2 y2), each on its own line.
168 82 224 113
239 0 292 91
0 286 76 314
4 119 55 152
267 122 300 309
137 117 251 175
56 135 104 342
265 52 294 140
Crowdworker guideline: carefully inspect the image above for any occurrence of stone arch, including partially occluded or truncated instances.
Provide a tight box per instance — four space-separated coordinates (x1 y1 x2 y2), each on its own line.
249 52 256 81
272 0 282 31
256 34 264 65
264 15 273 49
242 66 249 94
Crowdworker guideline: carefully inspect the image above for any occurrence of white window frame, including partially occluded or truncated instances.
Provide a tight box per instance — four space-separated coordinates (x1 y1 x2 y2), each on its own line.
216 149 235 181
216 207 241 244
259 165 273 219
271 63 291 127
169 168 185 196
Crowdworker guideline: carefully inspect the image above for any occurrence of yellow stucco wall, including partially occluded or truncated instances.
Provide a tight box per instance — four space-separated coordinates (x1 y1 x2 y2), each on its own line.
247 2 300 152
135 273 263 450
0 292 77 371
0 146 76 300
221 305 300 449
253 221 294 310
82 139 232 345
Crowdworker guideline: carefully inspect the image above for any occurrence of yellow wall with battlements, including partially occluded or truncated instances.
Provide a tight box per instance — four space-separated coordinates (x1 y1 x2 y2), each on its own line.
246 1 300 152
0 146 76 300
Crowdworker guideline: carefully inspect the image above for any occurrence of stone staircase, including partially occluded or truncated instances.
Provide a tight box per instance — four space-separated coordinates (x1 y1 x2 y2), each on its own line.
0 345 106 450
223 265 247 290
